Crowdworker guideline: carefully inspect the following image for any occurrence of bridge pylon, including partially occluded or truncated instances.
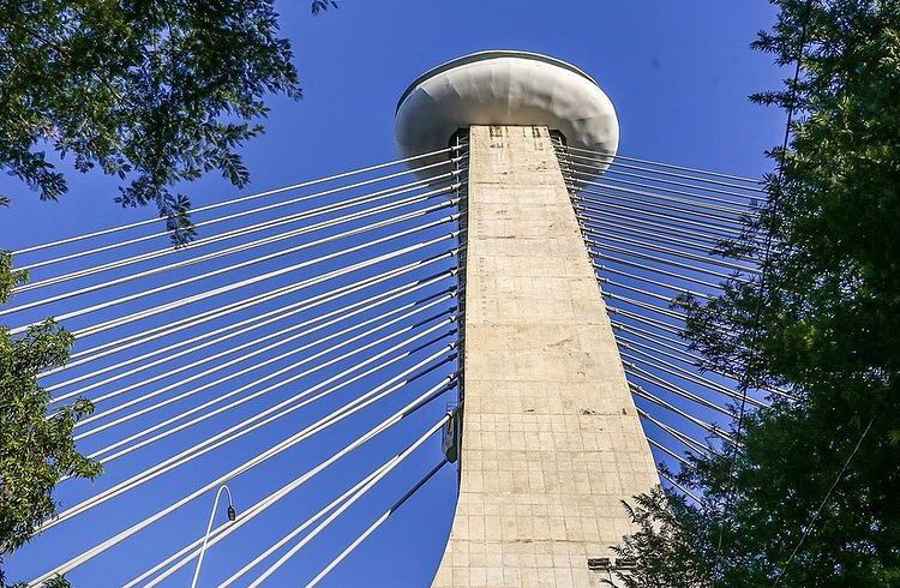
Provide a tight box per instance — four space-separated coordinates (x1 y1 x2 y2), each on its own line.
396 51 660 587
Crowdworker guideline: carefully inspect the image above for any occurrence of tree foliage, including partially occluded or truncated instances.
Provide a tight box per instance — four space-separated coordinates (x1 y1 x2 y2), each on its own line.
0 0 334 243
0 252 100 585
606 486 716 588
616 0 900 585
2 572 69 588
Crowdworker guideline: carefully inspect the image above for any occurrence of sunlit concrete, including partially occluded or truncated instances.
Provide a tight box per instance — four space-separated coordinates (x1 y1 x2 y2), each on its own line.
430 126 658 588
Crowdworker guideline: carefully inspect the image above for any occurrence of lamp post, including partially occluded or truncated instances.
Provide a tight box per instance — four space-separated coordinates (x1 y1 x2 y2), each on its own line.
190 484 236 588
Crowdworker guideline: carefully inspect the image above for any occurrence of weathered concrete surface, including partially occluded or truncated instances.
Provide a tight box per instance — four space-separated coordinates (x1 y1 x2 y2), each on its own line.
431 126 659 588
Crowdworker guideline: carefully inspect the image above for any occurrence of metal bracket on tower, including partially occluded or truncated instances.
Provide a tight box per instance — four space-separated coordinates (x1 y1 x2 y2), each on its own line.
442 404 461 464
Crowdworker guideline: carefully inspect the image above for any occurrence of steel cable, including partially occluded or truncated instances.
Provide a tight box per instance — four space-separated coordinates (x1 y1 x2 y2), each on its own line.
49 248 457 374
16 178 458 292
46 269 456 397
42 329 458 533
3 199 459 321
304 459 448 587
14 146 462 257
15 225 464 338
75 300 455 444
118 373 458 588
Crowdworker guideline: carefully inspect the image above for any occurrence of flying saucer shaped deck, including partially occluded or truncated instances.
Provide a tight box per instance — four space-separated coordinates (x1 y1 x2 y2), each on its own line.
394 50 619 161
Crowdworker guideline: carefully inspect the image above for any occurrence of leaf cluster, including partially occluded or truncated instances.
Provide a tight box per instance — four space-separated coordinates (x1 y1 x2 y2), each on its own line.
605 486 716 588
0 252 100 583
0 0 318 243
618 1 900 585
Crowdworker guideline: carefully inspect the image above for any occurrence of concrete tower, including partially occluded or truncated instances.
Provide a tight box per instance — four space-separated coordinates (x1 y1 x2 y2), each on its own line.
396 51 659 588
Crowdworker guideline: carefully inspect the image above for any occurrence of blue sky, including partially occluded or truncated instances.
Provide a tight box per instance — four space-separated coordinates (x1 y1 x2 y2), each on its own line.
2 2 785 586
